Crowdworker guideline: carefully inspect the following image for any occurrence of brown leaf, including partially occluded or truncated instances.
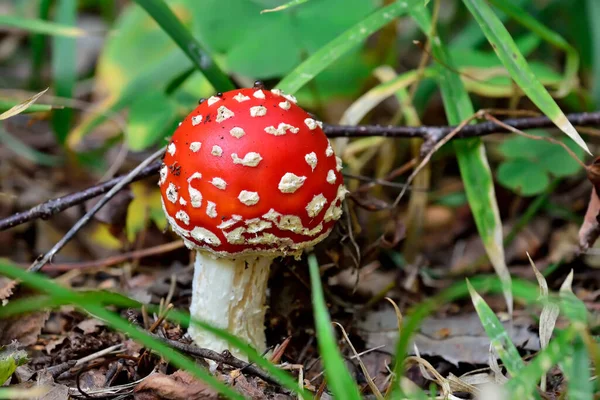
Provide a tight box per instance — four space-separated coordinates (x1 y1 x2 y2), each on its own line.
579 158 600 251
0 277 17 301
134 370 219 400
0 287 49 346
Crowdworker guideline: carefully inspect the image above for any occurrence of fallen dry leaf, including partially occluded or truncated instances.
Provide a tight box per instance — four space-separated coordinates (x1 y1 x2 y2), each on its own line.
0 277 17 302
0 287 48 346
579 157 600 250
357 309 539 366
134 370 219 400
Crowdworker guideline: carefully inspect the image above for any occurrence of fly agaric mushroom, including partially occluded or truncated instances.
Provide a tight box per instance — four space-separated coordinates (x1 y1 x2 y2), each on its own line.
159 86 346 357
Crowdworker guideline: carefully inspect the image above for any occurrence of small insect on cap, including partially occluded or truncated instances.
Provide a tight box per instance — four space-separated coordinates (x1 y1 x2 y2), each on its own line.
159 88 347 258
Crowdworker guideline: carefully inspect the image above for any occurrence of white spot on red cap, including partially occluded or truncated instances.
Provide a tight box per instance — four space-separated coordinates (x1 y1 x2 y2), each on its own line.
326 141 334 157
206 201 217 218
238 190 259 206
250 106 267 117
207 96 220 106
271 89 282 96
278 172 307 193
283 93 297 103
246 219 272 233
179 197 187 206
211 145 223 156
167 143 176 156
264 123 299 136
218 215 242 230
233 92 250 102
316 120 323 128
306 193 327 217
166 183 178 203
216 106 234 123
253 89 265 99
191 115 202 126
263 209 281 221
159 164 168 185
230 127 245 138
176 210 190 225
304 118 318 130
305 152 317 171
187 172 203 208
191 226 221 246
327 170 336 184
225 227 246 244
189 142 201 152
232 152 262 167
211 177 227 190
279 101 291 110
336 156 343 172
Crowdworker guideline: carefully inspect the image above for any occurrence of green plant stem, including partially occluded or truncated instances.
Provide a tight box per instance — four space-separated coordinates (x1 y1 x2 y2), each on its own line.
132 0 234 91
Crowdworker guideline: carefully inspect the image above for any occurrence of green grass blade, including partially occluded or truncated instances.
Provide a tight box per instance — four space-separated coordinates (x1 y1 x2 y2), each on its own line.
0 14 84 37
487 0 579 97
260 0 310 14
562 336 593 400
51 0 76 144
0 263 309 398
0 127 62 166
461 0 590 154
587 0 600 106
410 5 512 315
0 101 52 115
132 0 234 91
467 281 524 376
308 254 361 400
277 0 418 94
30 0 52 88
505 327 577 397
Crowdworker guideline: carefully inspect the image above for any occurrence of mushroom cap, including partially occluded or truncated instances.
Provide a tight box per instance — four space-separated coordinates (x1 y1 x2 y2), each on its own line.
159 88 346 258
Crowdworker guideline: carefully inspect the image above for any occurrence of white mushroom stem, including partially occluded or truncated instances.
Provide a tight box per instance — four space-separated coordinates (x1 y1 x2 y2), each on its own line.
188 251 273 359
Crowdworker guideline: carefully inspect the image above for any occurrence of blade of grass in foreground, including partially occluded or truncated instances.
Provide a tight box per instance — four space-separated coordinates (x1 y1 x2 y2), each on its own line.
132 0 235 91
51 0 76 144
410 4 512 316
308 254 361 400
0 15 84 37
461 0 590 154
260 0 310 14
467 281 524 376
277 0 419 94
0 262 309 399
562 337 593 400
487 0 579 97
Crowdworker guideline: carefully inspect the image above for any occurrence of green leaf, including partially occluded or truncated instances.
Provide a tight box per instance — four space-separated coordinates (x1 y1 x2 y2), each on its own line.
277 0 416 94
0 14 84 36
51 0 76 145
497 158 550 196
498 131 585 192
587 0 600 106
132 0 234 91
467 281 525 376
308 254 361 400
461 0 590 154
409 5 512 315
126 90 176 151
0 343 28 385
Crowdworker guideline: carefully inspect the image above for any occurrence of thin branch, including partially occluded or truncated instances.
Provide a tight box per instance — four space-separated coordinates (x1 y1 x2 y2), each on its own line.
150 334 280 386
28 148 166 273
1 111 599 232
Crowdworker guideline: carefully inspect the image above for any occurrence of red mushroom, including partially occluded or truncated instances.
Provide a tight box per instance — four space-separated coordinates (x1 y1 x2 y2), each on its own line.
159 86 346 357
